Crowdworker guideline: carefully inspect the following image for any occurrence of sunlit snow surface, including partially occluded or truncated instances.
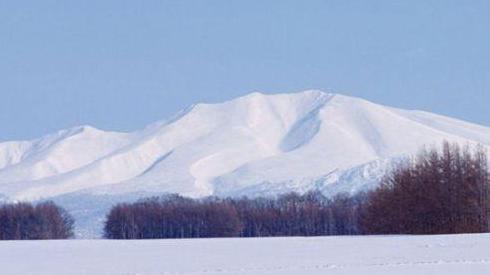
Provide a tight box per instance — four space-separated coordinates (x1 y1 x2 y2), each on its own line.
0 91 489 237
1 234 490 275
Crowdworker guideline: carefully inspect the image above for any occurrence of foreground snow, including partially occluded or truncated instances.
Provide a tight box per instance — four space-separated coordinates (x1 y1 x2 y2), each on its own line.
1 234 489 275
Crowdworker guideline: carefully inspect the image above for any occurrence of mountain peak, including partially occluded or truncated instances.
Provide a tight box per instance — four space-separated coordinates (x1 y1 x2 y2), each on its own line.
68 125 103 136
239 89 335 101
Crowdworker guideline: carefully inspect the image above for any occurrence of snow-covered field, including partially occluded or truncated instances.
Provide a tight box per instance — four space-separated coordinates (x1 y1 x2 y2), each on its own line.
1 234 489 275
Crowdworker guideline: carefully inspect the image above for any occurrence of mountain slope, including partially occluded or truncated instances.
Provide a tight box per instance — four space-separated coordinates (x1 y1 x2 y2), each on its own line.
0 90 489 237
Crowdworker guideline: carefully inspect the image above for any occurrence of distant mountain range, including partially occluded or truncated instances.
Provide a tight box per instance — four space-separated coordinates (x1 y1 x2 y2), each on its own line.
1 90 489 237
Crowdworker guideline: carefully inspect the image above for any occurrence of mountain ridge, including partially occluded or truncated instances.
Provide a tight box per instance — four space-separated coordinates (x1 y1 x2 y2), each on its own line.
0 90 489 237
0 90 489 200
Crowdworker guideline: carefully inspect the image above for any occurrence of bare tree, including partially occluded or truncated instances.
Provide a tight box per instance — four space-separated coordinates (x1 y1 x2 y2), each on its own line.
360 142 490 235
0 201 73 240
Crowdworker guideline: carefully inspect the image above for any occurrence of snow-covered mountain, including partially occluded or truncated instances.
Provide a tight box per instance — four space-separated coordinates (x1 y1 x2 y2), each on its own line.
1 90 489 237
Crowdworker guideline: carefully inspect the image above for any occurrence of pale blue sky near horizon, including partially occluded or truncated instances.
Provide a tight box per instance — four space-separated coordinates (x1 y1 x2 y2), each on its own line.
1 0 489 141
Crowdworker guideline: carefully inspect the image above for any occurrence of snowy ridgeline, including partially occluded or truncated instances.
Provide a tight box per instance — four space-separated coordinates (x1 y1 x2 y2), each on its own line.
0 234 489 275
0 90 489 237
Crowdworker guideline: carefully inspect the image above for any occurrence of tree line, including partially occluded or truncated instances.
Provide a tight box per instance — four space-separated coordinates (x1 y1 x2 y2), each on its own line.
360 142 490 234
104 192 363 239
105 142 489 239
0 201 74 240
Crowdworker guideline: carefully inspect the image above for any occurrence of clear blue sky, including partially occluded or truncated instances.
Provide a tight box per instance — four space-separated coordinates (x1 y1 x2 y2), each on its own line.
1 0 489 141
